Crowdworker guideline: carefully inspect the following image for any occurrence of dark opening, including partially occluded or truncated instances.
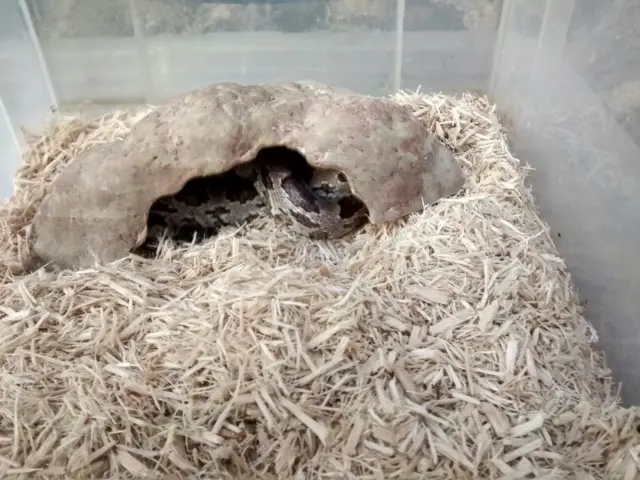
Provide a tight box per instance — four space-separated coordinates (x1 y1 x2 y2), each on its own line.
137 145 367 256
138 167 263 256
251 146 315 181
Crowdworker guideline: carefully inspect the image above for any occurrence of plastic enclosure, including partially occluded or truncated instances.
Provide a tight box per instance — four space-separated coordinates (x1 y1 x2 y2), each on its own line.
0 0 56 199
1 0 639 404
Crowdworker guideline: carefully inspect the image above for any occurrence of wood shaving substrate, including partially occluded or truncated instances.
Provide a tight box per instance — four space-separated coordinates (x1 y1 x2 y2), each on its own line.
0 91 638 480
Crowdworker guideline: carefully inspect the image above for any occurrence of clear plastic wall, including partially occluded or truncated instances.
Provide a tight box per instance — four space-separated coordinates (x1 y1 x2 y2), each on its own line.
1 0 639 404
490 0 640 405
19 0 497 106
0 0 56 199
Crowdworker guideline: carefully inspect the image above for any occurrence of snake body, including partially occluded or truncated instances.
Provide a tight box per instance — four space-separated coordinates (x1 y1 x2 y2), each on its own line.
255 163 368 240
145 148 368 246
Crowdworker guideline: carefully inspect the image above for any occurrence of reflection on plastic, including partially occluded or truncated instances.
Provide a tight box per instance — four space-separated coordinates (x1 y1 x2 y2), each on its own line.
0 96 21 200
490 0 640 406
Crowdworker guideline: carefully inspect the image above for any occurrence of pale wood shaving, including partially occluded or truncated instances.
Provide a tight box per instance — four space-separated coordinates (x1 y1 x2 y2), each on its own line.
0 91 637 479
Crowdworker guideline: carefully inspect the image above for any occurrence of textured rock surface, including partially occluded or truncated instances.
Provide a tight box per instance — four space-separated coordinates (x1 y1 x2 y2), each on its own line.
26 82 464 269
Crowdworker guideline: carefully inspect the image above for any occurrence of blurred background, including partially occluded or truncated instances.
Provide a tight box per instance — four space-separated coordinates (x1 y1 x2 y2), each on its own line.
1 0 640 405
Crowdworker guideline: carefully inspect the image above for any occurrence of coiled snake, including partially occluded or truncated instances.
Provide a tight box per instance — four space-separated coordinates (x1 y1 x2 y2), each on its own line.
145 146 368 245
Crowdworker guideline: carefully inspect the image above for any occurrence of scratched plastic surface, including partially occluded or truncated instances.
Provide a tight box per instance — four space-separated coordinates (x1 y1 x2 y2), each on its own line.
1 1 55 199
491 0 640 405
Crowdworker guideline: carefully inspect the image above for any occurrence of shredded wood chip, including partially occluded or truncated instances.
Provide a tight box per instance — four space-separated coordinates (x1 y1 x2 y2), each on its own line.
0 90 636 479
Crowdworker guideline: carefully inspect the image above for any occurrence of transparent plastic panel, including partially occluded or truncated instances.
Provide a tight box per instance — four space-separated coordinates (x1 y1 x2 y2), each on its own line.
491 0 640 405
138 0 397 101
0 0 56 197
400 0 499 94
26 0 500 109
0 99 21 201
28 0 402 107
27 0 144 106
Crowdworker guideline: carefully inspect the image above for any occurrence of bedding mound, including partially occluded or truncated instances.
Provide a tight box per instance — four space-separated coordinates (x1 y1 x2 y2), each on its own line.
0 91 638 479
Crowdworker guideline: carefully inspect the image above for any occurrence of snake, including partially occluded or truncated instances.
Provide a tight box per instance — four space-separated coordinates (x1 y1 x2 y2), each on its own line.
143 147 368 247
